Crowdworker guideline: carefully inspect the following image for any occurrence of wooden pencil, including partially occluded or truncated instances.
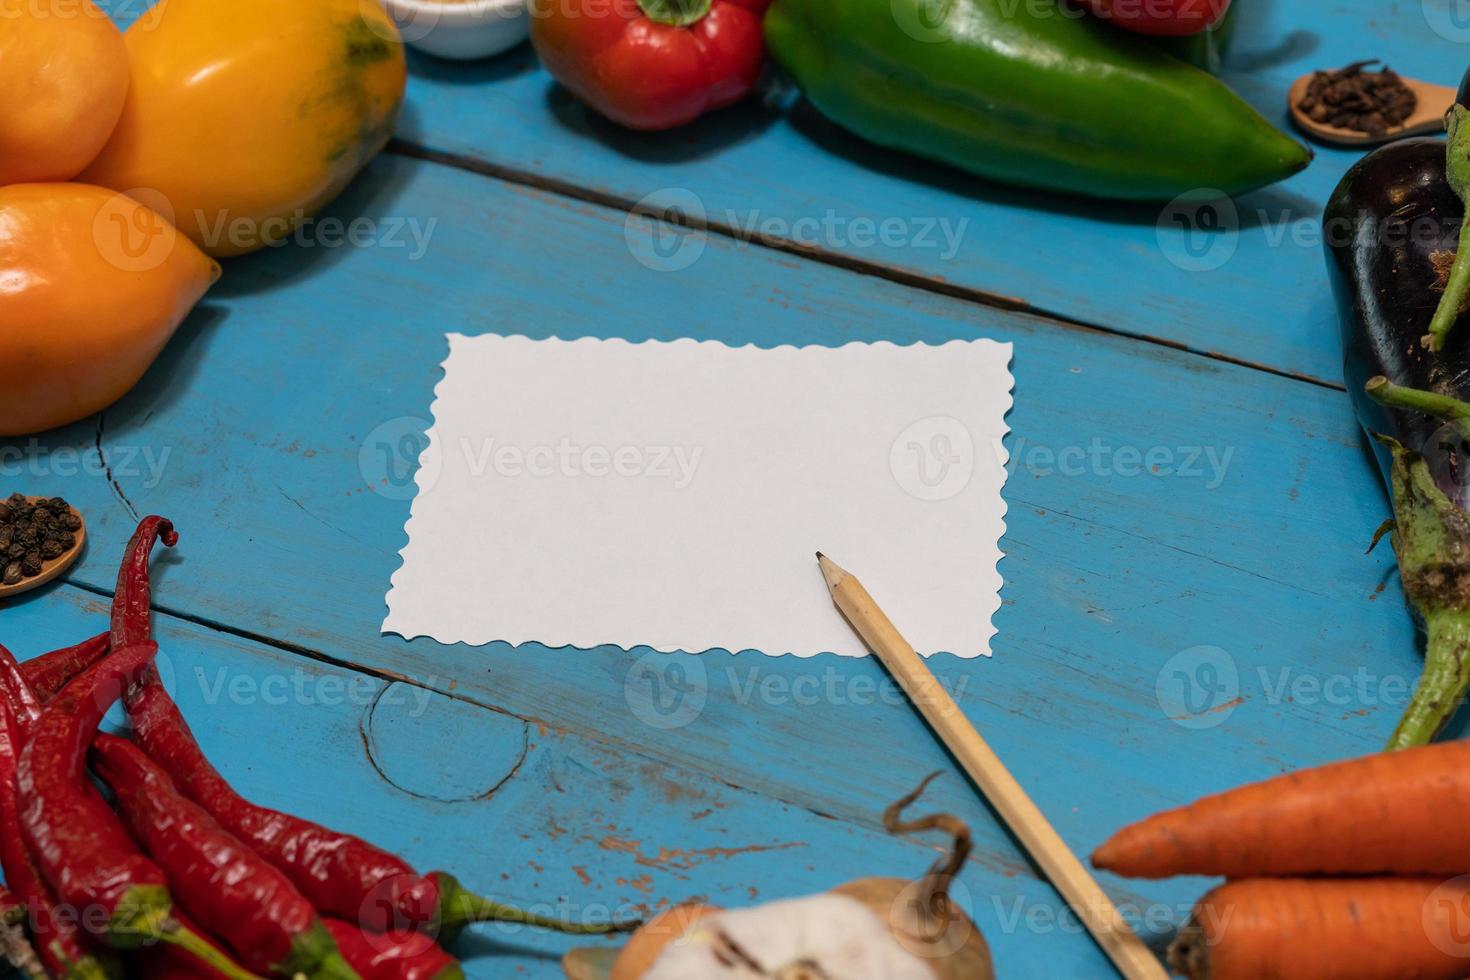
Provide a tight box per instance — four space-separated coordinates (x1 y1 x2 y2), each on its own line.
817 552 1167 980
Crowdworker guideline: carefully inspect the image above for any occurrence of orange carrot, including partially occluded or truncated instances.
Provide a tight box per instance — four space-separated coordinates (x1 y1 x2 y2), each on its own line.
1171 878 1470 980
1092 739 1470 879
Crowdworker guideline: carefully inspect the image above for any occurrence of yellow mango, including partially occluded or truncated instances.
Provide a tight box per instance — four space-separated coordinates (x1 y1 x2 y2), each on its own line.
0 0 129 184
81 0 407 257
0 184 220 436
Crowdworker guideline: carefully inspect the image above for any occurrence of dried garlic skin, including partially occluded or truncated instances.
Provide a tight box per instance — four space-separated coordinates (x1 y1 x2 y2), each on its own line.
642 892 963 979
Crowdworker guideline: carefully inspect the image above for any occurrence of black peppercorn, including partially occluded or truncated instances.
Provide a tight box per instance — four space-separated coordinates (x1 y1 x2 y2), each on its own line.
0 493 82 585
1296 61 1417 137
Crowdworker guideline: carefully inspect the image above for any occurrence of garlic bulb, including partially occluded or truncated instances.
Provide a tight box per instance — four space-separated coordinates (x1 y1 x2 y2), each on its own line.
564 774 994 980
643 892 939 979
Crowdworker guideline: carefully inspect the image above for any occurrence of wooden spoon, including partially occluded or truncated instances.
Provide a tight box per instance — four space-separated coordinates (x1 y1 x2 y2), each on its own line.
0 498 86 600
1289 70 1456 147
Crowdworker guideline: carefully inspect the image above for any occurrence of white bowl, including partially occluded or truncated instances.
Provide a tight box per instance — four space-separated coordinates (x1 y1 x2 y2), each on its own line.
383 0 529 60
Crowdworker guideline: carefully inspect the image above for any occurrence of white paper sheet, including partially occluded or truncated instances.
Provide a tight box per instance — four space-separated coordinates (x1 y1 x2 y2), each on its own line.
384 334 1012 658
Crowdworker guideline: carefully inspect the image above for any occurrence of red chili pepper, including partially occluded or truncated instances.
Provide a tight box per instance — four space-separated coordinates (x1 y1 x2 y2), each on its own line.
114 518 633 940
111 517 177 650
20 633 110 703
529 0 773 130
15 643 257 980
91 734 359 980
0 643 42 737
1078 0 1230 36
322 920 463 980
0 671 114 980
128 669 604 937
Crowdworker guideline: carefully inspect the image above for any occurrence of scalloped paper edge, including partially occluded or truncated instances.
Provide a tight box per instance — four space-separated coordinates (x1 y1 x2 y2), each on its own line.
383 333 1013 658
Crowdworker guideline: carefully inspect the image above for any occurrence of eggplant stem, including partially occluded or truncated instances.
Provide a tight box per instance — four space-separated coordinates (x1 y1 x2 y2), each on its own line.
1365 377 1470 422
1426 236 1470 351
1388 608 1470 749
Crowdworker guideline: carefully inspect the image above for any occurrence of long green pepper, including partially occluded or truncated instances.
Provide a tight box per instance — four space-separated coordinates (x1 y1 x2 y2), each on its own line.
765 0 1310 199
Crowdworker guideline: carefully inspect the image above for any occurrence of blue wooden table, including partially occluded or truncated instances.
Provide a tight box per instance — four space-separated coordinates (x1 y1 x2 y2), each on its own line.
5 1 1459 975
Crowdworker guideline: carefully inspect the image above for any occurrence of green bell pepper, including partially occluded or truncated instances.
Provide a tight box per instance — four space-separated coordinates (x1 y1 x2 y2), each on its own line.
765 0 1309 200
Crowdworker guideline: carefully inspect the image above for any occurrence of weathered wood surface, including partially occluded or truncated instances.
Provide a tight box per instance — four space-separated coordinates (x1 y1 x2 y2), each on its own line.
376 0 1465 385
13 586 1088 974
3 149 1416 975
0 1 1438 976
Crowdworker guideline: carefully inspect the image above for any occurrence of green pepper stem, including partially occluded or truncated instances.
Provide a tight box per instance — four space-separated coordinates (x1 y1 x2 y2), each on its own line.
156 923 264 980
1365 377 1470 422
1426 237 1470 351
1388 608 1470 749
444 886 637 935
634 0 713 26
306 951 362 980
278 920 360 980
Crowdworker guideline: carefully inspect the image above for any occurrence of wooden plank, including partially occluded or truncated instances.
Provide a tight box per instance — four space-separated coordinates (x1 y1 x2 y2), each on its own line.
100 0 1462 384
2 152 1417 973
6 584 1116 977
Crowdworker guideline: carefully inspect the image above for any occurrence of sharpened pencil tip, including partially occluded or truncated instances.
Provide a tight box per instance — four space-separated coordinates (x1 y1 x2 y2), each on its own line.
815 551 825 561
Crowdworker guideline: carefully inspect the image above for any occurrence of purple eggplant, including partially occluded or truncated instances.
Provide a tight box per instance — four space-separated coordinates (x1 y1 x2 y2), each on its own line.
1326 133 1470 749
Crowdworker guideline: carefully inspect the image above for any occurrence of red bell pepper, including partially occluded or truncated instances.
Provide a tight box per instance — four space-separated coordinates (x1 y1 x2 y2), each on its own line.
530 0 772 131
1079 0 1231 36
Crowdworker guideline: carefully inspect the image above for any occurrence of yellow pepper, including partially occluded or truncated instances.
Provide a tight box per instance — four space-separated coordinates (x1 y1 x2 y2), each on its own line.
81 0 407 257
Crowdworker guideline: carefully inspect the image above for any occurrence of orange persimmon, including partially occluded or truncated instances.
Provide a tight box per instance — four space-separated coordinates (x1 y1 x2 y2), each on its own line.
0 0 129 184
